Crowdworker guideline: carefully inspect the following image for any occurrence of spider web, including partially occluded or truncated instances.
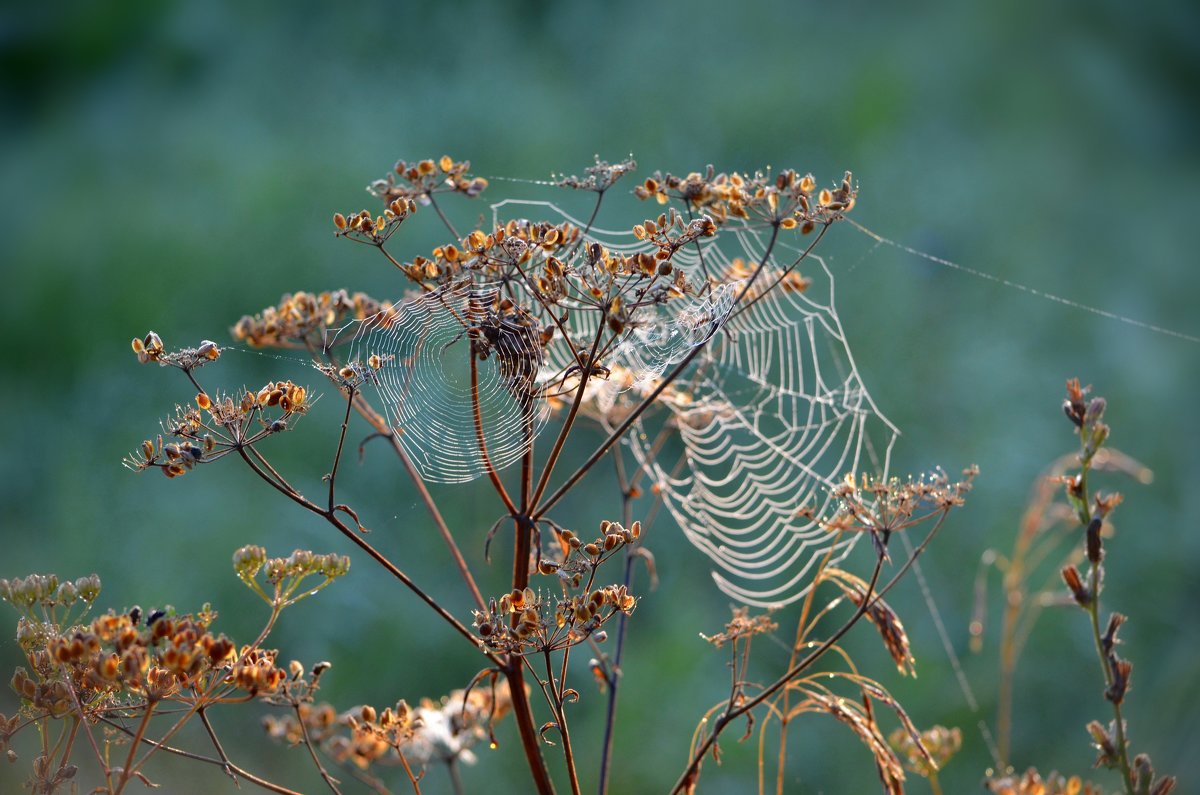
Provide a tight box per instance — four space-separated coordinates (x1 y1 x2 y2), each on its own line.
500 201 899 607
324 247 740 484
326 280 549 483
630 252 898 607
325 195 896 606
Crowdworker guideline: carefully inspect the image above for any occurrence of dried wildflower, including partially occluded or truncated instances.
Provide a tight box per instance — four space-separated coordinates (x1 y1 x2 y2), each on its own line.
888 724 961 778
473 575 636 656
232 289 385 349
826 467 976 553
265 681 514 773
555 155 637 192
367 156 487 206
333 201 418 246
700 606 777 649
634 166 855 229
123 381 313 477
538 521 642 585
131 332 221 370
984 767 1104 795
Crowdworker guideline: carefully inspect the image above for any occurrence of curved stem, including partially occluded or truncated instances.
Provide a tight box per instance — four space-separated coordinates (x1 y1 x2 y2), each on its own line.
669 554 886 795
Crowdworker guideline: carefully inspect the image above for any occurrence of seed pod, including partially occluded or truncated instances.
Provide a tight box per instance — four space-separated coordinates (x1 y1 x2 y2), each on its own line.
196 393 212 410
333 213 347 230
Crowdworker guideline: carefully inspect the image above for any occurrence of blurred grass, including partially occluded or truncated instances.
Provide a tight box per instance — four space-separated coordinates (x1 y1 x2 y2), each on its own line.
1 1 1197 792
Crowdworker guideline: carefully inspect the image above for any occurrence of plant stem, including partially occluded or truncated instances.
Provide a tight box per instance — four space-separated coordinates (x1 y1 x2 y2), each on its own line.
1077 451 1134 794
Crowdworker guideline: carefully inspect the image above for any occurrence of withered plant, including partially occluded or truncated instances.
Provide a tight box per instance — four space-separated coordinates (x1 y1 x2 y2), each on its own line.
19 155 1173 795
968 380 1176 795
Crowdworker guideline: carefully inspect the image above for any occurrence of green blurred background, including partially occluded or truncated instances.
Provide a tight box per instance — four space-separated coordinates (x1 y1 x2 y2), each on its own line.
2 1 1197 792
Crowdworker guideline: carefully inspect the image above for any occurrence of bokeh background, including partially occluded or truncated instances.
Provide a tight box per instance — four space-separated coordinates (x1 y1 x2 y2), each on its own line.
2 1 1197 792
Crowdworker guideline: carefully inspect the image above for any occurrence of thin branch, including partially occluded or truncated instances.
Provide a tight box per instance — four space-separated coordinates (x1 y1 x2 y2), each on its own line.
98 716 306 795
294 702 343 794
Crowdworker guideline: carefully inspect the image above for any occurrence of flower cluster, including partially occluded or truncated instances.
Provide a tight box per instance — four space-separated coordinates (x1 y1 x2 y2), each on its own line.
7 604 286 725
131 331 221 370
124 380 311 477
367 156 488 205
634 166 856 230
0 574 101 621
984 768 1106 795
232 289 386 349
233 545 352 609
333 198 419 246
554 156 637 193
888 724 962 779
538 520 642 583
473 582 636 656
822 467 978 549
264 681 514 772
699 606 778 649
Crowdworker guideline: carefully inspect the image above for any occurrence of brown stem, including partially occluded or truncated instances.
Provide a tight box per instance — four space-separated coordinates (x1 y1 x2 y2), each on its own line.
597 448 636 795
545 651 582 795
669 554 886 795
294 702 343 794
98 716 306 795
197 707 238 784
112 699 157 795
234 446 494 658
470 352 518 515
501 402 557 794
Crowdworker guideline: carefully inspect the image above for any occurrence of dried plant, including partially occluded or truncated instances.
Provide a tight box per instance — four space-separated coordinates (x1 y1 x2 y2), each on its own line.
0 154 1177 795
972 381 1176 795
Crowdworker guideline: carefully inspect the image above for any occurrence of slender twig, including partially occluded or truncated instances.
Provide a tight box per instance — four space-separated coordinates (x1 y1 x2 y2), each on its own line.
98 716 306 795
112 700 157 795
596 448 636 795
544 651 582 795
293 702 343 794
234 445 495 658
669 554 886 795
197 707 238 784
426 192 461 240
327 386 356 512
